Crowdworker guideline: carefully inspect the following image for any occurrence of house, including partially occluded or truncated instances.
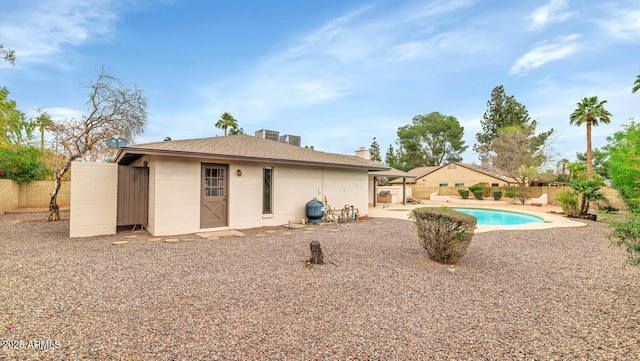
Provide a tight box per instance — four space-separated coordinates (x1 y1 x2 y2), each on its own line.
389 162 517 198
69 134 389 237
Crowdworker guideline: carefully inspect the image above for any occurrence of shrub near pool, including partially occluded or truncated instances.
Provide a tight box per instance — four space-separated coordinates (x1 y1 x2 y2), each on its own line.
411 207 477 264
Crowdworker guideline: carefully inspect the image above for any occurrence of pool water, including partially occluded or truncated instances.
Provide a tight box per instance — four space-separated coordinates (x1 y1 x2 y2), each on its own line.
452 208 544 225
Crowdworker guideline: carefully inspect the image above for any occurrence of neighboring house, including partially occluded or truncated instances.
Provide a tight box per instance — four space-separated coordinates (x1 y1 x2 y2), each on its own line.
388 166 440 185
69 134 389 237
389 162 517 198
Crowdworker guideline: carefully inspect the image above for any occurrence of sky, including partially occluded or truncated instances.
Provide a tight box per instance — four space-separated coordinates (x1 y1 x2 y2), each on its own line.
1 0 639 165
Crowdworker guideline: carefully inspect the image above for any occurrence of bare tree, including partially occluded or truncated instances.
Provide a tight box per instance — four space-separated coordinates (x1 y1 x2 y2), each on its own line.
490 126 551 204
47 68 147 221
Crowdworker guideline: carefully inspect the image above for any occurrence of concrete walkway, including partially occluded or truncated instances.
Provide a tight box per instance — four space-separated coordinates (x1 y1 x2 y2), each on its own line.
368 201 586 233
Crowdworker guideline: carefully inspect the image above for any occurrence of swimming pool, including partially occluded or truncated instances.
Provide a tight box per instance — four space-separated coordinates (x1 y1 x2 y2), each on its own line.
452 208 544 225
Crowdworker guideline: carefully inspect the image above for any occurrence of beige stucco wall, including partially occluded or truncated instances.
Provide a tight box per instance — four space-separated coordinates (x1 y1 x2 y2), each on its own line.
142 156 370 235
0 180 70 213
70 162 118 238
0 179 19 214
19 181 70 208
145 156 201 236
416 164 511 188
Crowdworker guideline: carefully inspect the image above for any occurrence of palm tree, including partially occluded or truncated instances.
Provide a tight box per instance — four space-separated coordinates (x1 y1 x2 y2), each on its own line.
215 112 238 136
569 96 612 181
34 112 55 153
633 74 640 93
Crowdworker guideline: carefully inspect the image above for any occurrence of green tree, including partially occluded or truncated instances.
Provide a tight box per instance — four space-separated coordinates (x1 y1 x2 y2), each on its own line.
48 69 147 221
385 144 397 167
396 112 467 170
575 148 609 180
369 137 382 162
604 122 640 267
0 144 48 183
604 122 640 211
491 125 549 183
473 85 530 159
569 96 612 181
215 112 238 136
228 126 245 135
34 111 55 153
0 39 15 65
556 158 570 183
569 180 604 216
0 87 36 144
633 74 640 93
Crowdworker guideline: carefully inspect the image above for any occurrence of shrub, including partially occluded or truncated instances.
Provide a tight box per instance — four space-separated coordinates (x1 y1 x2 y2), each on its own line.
609 216 640 267
0 145 49 183
556 190 579 217
458 189 469 199
492 191 502 200
410 207 477 264
473 190 484 200
504 190 516 198
468 184 484 193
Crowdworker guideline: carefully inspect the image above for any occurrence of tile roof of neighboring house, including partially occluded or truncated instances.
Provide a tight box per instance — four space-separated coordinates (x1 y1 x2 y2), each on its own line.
389 166 440 184
115 134 390 171
388 162 517 184
369 167 415 178
456 162 517 184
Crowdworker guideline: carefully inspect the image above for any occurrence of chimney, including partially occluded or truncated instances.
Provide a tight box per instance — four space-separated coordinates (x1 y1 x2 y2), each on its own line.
355 147 370 160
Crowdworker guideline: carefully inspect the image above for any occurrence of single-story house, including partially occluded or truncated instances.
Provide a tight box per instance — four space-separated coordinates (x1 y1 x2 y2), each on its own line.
388 162 517 198
69 135 389 237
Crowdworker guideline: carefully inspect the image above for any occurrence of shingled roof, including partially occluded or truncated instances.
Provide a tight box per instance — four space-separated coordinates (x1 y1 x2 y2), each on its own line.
115 134 390 171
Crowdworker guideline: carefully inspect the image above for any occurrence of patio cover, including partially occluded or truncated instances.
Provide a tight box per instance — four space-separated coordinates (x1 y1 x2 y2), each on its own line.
369 168 416 206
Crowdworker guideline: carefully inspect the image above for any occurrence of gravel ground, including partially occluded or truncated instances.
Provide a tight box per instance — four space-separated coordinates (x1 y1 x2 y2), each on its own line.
1 211 639 360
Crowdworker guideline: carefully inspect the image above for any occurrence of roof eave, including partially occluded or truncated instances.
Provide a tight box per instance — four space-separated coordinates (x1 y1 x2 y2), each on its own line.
116 148 389 171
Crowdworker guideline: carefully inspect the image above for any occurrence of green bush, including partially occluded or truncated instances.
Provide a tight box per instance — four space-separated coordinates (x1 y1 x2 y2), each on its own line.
473 190 484 200
458 189 469 199
504 190 516 198
410 207 477 264
0 145 48 183
492 191 502 200
468 184 484 193
609 216 640 267
556 190 579 217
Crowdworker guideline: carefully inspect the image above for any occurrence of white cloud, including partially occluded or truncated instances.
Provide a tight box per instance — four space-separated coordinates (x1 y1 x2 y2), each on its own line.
597 9 640 41
41 107 84 121
197 0 482 121
528 0 572 30
510 34 581 75
0 0 120 66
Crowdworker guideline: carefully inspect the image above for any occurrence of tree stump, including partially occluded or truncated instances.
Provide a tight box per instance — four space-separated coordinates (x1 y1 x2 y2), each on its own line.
309 240 324 265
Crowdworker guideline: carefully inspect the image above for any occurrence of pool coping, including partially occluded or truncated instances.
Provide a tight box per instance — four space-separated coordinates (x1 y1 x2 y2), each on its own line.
367 203 587 233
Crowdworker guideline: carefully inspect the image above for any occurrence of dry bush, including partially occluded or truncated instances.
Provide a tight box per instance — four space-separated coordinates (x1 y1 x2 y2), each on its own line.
411 207 477 264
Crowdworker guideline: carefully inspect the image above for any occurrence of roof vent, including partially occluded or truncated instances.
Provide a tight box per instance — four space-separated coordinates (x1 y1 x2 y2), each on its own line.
279 134 301 147
255 129 280 141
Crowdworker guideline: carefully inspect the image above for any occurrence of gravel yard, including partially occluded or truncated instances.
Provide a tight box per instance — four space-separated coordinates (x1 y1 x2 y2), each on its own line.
1 211 639 360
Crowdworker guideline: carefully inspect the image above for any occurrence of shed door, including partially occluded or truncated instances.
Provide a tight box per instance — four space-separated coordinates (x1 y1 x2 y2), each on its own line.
117 166 149 226
201 164 228 228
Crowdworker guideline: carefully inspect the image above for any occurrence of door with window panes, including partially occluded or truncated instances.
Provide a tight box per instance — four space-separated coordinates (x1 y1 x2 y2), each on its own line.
200 164 227 228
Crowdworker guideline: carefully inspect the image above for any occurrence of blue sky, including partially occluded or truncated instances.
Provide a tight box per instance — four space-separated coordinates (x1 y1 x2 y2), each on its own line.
1 0 639 164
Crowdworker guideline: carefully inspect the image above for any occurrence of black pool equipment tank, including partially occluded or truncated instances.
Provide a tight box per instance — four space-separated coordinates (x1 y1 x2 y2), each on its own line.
306 198 324 224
